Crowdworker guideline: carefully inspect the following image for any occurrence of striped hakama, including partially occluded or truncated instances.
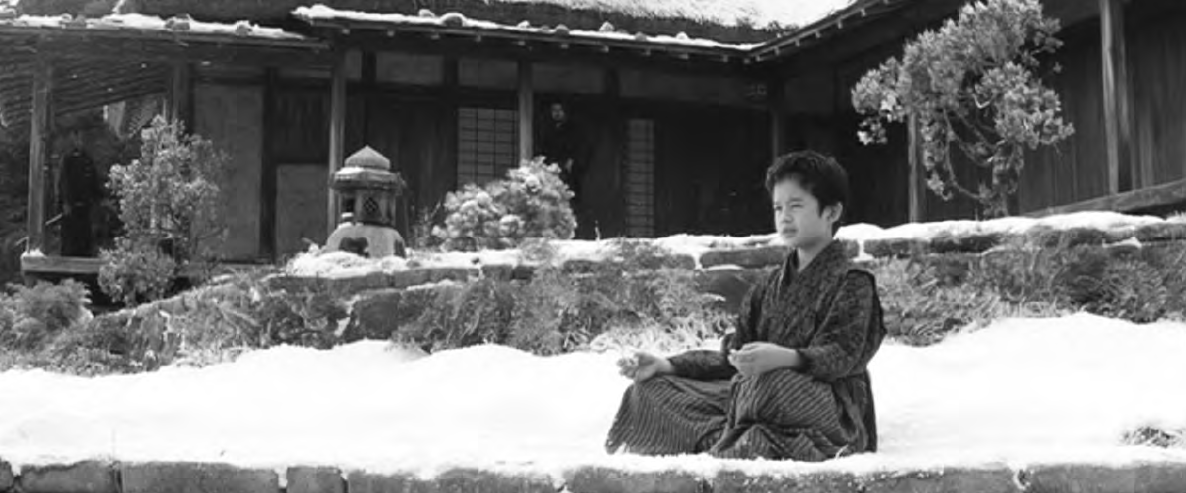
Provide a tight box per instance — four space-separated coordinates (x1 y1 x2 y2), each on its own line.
605 240 886 461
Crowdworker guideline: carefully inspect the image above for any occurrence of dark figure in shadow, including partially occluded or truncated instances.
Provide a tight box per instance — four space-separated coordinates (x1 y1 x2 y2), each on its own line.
536 101 593 237
58 131 102 257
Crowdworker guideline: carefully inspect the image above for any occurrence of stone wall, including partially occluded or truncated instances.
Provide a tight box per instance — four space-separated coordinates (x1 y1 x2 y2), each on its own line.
3 458 1186 493
263 221 1186 343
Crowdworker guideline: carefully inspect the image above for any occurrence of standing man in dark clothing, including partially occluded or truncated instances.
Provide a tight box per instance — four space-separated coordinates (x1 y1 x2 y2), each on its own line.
537 101 593 237
58 130 102 257
537 102 585 202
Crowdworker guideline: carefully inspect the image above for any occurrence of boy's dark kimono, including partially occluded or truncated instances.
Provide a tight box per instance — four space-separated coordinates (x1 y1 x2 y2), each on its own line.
605 240 886 461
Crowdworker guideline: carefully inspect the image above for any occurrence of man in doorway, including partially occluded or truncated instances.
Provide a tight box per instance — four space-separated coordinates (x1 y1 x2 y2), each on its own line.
537 102 586 200
536 101 592 236
58 129 102 257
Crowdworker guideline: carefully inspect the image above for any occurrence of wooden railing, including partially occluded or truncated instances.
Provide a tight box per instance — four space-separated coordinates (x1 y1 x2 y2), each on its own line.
1026 177 1186 218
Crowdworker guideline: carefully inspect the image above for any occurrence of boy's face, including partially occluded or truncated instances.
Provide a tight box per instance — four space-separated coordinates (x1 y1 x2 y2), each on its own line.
771 176 839 249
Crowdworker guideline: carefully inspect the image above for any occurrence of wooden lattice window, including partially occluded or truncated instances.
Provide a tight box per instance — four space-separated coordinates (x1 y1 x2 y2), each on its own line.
624 119 656 237
458 107 519 186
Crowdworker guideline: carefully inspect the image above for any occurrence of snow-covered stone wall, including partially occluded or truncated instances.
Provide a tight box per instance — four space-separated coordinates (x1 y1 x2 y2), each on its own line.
252 213 1186 344
272 214 1186 303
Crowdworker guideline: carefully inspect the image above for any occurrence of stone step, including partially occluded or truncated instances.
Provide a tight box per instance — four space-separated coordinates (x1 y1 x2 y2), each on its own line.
5 460 1186 493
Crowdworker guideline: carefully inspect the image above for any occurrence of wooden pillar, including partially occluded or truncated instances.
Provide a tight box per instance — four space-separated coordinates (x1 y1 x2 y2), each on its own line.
767 78 785 160
907 114 924 223
440 57 460 197
517 61 534 162
259 68 278 261
25 59 52 255
1100 0 1135 194
166 62 192 128
328 48 349 233
604 67 623 237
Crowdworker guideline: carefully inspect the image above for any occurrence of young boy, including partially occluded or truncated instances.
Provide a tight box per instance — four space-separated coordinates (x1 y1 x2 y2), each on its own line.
607 150 886 461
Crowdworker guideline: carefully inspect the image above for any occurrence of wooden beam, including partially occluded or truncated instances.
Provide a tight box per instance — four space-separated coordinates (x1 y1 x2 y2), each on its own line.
20 255 105 276
2 34 332 69
1099 0 1135 194
517 60 534 162
306 21 746 65
907 114 924 223
327 47 349 232
333 32 754 78
25 59 51 255
1027 177 1186 218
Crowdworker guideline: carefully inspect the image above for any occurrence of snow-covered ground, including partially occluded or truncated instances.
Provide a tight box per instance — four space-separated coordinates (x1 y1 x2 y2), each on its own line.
1 313 1184 479
285 211 1179 276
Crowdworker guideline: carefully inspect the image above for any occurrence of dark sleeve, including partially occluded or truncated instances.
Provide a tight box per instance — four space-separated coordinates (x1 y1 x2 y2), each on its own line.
667 279 765 381
798 270 884 382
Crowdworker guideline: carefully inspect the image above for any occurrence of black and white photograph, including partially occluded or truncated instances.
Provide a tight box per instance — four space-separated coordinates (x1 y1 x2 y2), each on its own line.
0 0 1184 491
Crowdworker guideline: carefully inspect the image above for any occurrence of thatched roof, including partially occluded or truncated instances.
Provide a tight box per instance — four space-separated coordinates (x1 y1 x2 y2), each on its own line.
15 0 858 43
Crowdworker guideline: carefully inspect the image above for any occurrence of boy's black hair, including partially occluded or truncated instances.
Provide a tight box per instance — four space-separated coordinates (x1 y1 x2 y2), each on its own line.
765 150 851 228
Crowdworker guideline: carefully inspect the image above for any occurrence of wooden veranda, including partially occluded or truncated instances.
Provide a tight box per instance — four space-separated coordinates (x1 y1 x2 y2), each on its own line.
0 17 331 278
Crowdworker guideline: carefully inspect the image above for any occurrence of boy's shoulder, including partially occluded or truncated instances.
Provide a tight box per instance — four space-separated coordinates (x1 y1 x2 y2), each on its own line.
843 265 878 286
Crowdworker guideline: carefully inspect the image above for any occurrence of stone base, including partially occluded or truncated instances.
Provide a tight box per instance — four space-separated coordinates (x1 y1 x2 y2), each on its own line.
3 459 1186 493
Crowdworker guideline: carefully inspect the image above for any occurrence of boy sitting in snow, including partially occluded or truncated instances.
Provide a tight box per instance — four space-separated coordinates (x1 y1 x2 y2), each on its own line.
606 150 887 461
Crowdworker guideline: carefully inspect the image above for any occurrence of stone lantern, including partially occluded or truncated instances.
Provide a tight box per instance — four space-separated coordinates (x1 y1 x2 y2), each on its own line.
324 146 409 258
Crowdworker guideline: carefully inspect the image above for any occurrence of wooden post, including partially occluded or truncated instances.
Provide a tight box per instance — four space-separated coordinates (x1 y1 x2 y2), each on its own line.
908 114 924 223
259 68 278 261
441 57 460 197
166 62 192 128
25 59 51 255
1100 0 1135 193
517 61 534 162
768 78 785 160
327 48 348 233
604 67 623 236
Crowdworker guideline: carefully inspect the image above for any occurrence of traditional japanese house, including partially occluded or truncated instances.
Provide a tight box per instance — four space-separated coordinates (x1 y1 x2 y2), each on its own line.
4 0 1183 279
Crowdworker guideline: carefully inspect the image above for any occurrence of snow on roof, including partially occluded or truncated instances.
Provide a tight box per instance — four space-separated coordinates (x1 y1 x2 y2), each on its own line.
293 5 760 51
463 0 856 31
0 12 311 41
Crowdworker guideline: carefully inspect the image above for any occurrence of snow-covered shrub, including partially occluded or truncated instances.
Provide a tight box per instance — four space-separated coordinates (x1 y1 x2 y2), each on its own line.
395 240 730 355
873 257 1065 345
1048 245 1184 323
0 280 91 351
396 278 519 353
10 273 351 375
432 158 576 251
250 282 351 349
873 238 1186 342
99 116 229 306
